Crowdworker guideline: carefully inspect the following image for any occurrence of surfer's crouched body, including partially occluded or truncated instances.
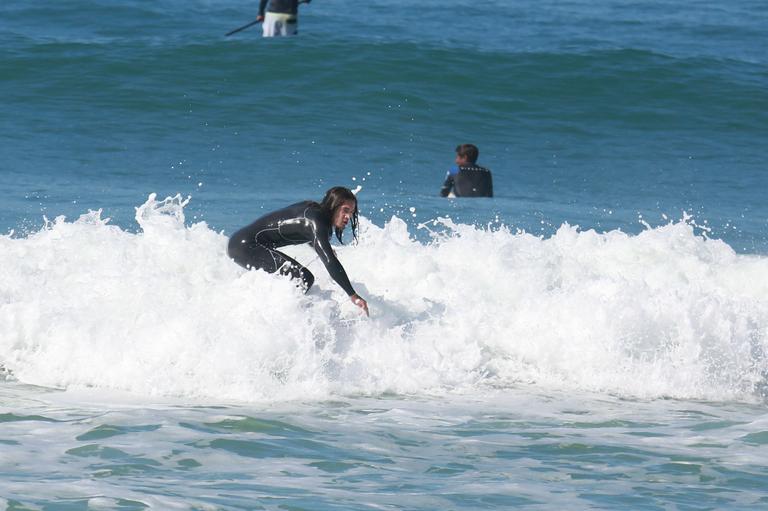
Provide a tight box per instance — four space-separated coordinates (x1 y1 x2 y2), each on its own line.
228 186 369 315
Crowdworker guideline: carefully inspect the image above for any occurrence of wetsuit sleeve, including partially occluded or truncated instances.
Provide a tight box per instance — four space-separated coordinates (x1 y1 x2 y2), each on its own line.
312 235 357 296
258 0 269 16
440 171 455 197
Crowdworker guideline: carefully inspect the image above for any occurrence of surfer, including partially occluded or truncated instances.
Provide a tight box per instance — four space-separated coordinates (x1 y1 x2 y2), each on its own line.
257 0 312 37
439 144 494 198
228 186 369 316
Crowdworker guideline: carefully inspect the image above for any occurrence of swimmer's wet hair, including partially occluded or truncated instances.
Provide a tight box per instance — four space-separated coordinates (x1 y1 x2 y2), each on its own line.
319 186 358 244
456 143 479 164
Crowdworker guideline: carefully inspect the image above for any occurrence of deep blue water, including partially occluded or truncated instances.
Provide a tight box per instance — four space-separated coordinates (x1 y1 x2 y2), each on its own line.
2 0 767 249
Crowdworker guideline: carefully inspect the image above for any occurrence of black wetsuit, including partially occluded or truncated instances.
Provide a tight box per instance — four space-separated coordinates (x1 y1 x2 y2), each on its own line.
440 163 494 198
259 0 307 16
227 201 356 295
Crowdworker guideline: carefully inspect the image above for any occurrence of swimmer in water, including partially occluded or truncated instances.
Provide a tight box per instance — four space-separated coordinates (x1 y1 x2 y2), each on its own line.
440 143 493 198
227 186 369 316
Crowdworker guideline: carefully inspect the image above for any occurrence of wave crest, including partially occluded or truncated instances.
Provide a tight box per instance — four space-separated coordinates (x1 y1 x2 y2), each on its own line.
1 195 766 403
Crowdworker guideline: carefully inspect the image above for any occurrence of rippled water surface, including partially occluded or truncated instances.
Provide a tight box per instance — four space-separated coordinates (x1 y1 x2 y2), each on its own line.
3 384 768 510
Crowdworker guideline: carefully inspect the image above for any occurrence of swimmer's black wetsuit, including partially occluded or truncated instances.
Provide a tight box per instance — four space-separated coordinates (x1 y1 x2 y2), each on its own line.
440 163 494 198
227 201 356 296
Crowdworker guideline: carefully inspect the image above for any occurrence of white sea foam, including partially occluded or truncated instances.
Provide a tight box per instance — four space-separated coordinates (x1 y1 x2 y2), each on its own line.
1 194 766 403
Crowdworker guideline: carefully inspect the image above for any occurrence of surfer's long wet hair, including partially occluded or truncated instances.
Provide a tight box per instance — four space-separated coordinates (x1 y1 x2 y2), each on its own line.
319 186 358 244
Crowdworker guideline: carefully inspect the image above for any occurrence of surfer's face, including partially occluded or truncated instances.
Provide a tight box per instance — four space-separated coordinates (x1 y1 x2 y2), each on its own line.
455 153 469 166
333 199 356 230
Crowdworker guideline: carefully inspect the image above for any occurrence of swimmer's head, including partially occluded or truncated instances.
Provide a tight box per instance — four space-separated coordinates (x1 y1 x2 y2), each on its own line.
455 143 479 165
320 186 358 243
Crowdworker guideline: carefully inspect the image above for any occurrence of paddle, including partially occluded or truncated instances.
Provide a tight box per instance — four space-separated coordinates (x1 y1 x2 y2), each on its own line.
226 19 260 37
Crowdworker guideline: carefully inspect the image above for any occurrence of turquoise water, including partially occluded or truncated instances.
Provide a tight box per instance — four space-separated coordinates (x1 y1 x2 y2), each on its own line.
2 0 768 509
3 386 768 510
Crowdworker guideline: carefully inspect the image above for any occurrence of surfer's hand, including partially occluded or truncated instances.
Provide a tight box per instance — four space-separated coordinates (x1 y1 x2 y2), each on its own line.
351 294 369 317
256 15 265 22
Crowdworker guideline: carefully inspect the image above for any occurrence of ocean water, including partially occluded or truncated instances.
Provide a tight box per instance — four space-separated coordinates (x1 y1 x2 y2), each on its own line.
2 0 768 509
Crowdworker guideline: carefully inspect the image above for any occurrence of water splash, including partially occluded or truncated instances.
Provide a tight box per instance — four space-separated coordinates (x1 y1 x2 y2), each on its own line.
1 195 766 403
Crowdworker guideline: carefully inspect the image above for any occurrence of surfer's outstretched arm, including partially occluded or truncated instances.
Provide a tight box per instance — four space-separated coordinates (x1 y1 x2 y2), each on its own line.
307 195 369 316
311 236 368 316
